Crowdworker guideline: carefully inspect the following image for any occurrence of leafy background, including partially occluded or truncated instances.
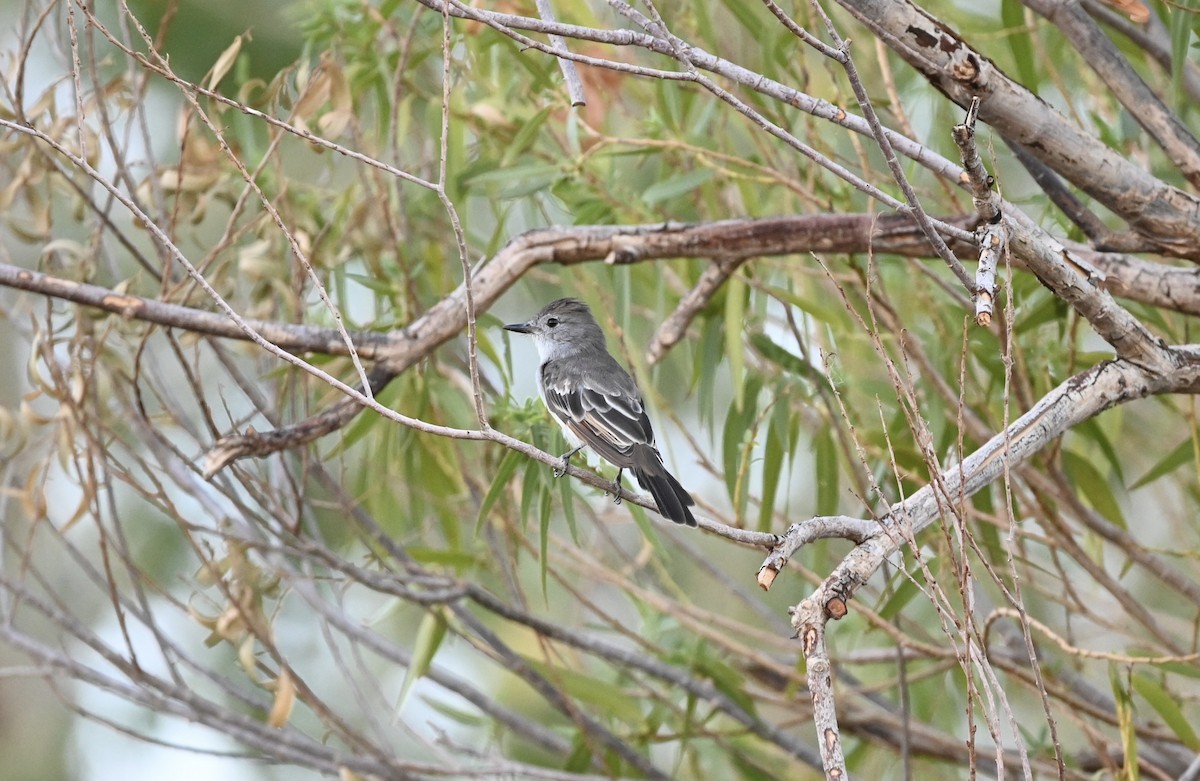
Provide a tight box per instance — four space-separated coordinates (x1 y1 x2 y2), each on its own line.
0 0 1198 779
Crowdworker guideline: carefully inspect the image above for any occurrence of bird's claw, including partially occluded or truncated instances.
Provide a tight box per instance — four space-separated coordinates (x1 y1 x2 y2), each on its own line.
553 446 583 479
608 469 624 504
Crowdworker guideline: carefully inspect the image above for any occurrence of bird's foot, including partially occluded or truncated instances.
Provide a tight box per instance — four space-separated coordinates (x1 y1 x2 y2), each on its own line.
609 469 624 505
553 445 584 479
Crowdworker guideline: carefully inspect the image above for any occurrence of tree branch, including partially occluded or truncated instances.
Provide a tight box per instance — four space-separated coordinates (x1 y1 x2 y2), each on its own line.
833 0 1200 259
1021 0 1200 189
761 349 1200 599
0 263 402 358
951 96 1003 325
1006 216 1175 371
198 214 978 469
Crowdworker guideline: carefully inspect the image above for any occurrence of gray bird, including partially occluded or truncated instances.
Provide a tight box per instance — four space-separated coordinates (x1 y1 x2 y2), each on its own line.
504 298 697 526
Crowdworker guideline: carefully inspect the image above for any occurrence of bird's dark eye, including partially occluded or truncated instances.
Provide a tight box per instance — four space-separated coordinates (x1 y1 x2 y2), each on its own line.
546 317 559 328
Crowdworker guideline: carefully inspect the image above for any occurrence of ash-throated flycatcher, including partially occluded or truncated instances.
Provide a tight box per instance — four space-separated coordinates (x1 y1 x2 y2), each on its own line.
505 298 697 526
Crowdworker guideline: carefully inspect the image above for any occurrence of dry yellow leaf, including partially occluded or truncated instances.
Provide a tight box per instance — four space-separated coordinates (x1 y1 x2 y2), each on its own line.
206 33 250 92
267 668 296 728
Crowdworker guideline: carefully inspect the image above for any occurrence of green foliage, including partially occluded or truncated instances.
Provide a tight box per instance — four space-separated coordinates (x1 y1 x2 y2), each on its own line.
1132 672 1200 750
4 0 1200 779
1111 666 1142 781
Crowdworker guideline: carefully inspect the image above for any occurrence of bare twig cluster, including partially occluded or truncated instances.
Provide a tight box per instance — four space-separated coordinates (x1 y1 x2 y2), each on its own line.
1 1 1198 780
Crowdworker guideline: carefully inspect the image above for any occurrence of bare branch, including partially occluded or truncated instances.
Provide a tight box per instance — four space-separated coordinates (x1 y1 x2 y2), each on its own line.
1078 249 1200 317
1082 0 1200 104
833 0 1200 258
793 598 848 778
411 0 976 190
1006 216 1174 371
766 350 1200 600
756 516 878 591
0 263 401 358
533 0 587 106
1021 0 1200 188
199 214 977 466
807 0 976 294
5 3 1200 775
951 97 1003 325
647 256 743 365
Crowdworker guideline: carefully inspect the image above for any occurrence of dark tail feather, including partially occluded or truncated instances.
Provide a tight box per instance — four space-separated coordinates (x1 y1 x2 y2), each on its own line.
634 465 697 527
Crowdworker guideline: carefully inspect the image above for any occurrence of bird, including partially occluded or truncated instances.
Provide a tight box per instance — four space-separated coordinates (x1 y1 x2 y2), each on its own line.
504 298 697 526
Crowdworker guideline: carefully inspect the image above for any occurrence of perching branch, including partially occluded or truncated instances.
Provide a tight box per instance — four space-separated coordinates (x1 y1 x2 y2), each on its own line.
761 350 1200 599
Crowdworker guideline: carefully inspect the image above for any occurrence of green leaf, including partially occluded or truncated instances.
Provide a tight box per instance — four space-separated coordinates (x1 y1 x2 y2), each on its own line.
758 400 786 532
524 659 644 724
1130 437 1193 489
815 427 839 516
641 168 714 206
563 736 592 773
406 547 482 570
1169 0 1199 106
1001 0 1038 94
1154 661 1200 680
342 271 400 296
749 332 833 393
560 471 580 544
693 648 757 717
748 332 806 375
721 0 767 36
334 378 405 455
722 374 762 509
464 162 562 199
474 315 507 383
1074 418 1125 483
877 568 925 620
502 106 552 166
520 456 543 533
1061 449 1126 529
539 472 554 599
731 751 785 781
476 449 522 531
972 486 1004 561
395 609 446 715
1109 666 1140 781
696 316 724 432
722 400 744 511
1016 289 1066 332
763 284 846 329
655 79 684 133
565 106 582 157
1131 673 1200 750
726 276 747 408
422 697 488 728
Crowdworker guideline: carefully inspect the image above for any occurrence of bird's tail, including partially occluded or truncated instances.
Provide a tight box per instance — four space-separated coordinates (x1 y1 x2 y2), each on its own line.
632 448 696 527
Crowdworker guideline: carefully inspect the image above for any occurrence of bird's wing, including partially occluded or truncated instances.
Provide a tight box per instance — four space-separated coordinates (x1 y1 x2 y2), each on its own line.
542 364 655 468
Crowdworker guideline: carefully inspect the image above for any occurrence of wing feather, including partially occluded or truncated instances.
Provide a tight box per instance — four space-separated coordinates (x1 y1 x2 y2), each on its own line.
541 362 656 468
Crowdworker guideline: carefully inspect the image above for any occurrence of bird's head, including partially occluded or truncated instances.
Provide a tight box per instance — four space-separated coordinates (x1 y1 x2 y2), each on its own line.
504 297 607 360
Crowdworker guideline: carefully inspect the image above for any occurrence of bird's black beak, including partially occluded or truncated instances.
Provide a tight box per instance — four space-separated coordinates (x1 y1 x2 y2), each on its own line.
504 321 534 334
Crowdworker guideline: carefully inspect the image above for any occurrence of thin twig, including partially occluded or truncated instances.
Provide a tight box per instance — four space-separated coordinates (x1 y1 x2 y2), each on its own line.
805 0 977 294
436 3 488 429
950 97 1004 325
534 0 587 105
